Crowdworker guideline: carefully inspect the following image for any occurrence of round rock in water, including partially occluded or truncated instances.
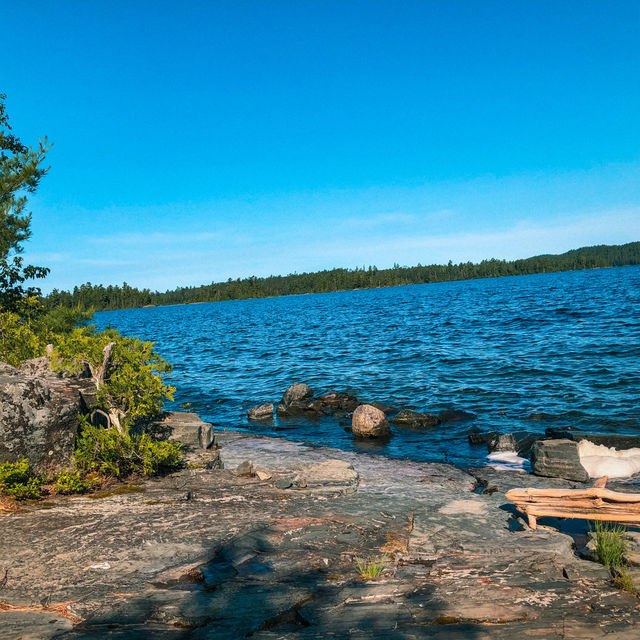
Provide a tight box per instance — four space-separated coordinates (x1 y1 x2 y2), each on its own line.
351 404 390 438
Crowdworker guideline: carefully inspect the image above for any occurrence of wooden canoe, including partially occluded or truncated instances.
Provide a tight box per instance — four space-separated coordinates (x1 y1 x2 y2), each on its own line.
505 477 640 529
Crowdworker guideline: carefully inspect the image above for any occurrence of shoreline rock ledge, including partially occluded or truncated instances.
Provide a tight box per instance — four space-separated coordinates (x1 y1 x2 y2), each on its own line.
4 428 640 639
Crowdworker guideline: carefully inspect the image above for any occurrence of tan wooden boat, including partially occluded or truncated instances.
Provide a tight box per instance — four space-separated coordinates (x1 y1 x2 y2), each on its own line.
505 477 640 530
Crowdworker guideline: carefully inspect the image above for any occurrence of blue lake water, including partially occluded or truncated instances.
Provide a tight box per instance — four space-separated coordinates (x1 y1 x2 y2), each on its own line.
95 266 640 468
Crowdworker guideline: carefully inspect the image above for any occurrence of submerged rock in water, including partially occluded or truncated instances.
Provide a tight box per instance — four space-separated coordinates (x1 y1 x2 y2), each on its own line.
488 431 540 456
276 383 314 416
351 404 390 438
439 408 477 423
368 400 397 415
391 409 441 429
530 439 589 482
308 390 360 414
468 427 496 445
247 403 275 421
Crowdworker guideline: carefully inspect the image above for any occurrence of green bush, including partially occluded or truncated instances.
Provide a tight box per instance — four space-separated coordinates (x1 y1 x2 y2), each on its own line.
53 470 99 495
593 520 627 569
0 311 42 366
0 458 43 500
52 327 175 432
74 422 183 478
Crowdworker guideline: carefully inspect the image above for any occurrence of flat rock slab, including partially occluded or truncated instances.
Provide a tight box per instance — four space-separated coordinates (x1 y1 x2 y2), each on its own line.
2 432 640 638
0 609 73 639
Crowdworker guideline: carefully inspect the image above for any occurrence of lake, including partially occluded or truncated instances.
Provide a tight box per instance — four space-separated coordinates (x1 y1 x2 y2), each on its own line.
96 265 640 468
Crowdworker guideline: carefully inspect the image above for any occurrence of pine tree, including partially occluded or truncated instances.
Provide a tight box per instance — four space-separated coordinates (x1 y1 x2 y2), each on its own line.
0 93 51 311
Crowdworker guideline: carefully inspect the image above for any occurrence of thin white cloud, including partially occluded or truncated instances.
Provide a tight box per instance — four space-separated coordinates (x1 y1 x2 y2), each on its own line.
86 230 223 246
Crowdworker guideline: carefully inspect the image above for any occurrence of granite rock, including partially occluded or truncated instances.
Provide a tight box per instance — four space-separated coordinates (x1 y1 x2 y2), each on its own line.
0 361 88 473
276 383 314 416
531 439 589 482
247 403 274 421
351 404 390 438
488 431 540 455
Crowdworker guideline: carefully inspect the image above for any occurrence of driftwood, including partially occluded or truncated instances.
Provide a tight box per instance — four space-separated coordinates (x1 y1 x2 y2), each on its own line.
505 476 640 530
90 409 111 429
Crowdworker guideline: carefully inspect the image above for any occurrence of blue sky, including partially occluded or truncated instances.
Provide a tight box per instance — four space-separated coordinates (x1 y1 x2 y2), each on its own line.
3 0 639 292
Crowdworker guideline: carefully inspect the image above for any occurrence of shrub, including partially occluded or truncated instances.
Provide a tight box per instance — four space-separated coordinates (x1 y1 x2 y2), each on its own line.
0 311 42 366
0 458 43 500
52 327 175 432
355 554 388 579
53 470 99 495
74 422 183 478
593 520 627 569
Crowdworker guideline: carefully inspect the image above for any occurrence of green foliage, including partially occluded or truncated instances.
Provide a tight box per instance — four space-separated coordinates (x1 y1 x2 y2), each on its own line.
33 305 93 341
0 310 42 366
0 458 43 500
593 521 627 569
0 94 51 311
52 327 175 431
53 470 99 495
355 554 388 579
43 242 640 311
74 422 183 478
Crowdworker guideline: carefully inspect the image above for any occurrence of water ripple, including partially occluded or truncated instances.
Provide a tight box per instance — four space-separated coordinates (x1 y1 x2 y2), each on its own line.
96 266 640 468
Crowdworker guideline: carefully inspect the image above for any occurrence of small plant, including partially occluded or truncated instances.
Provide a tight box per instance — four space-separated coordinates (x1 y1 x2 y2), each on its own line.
355 554 388 579
0 459 43 500
74 421 183 478
613 567 639 596
593 520 627 569
53 471 99 495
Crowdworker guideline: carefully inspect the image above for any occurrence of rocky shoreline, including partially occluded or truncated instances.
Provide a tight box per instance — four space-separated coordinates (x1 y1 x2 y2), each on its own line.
3 412 640 639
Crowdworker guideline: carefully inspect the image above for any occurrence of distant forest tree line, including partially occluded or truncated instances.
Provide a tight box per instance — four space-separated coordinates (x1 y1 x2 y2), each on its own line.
45 241 640 312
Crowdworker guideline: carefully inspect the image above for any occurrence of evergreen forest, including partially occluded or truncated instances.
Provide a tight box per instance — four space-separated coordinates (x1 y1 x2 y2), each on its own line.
46 241 640 311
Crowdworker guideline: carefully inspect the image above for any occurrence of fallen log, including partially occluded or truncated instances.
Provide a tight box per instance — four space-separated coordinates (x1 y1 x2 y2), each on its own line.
505 476 640 529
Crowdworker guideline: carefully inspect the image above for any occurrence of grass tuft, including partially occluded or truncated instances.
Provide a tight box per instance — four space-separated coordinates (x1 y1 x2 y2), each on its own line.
593 520 627 569
355 554 388 579
613 567 638 596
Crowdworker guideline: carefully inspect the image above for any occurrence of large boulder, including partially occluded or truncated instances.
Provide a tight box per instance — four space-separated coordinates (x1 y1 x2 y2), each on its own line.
390 409 441 429
351 404 390 438
0 361 89 474
530 439 589 482
276 383 314 416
